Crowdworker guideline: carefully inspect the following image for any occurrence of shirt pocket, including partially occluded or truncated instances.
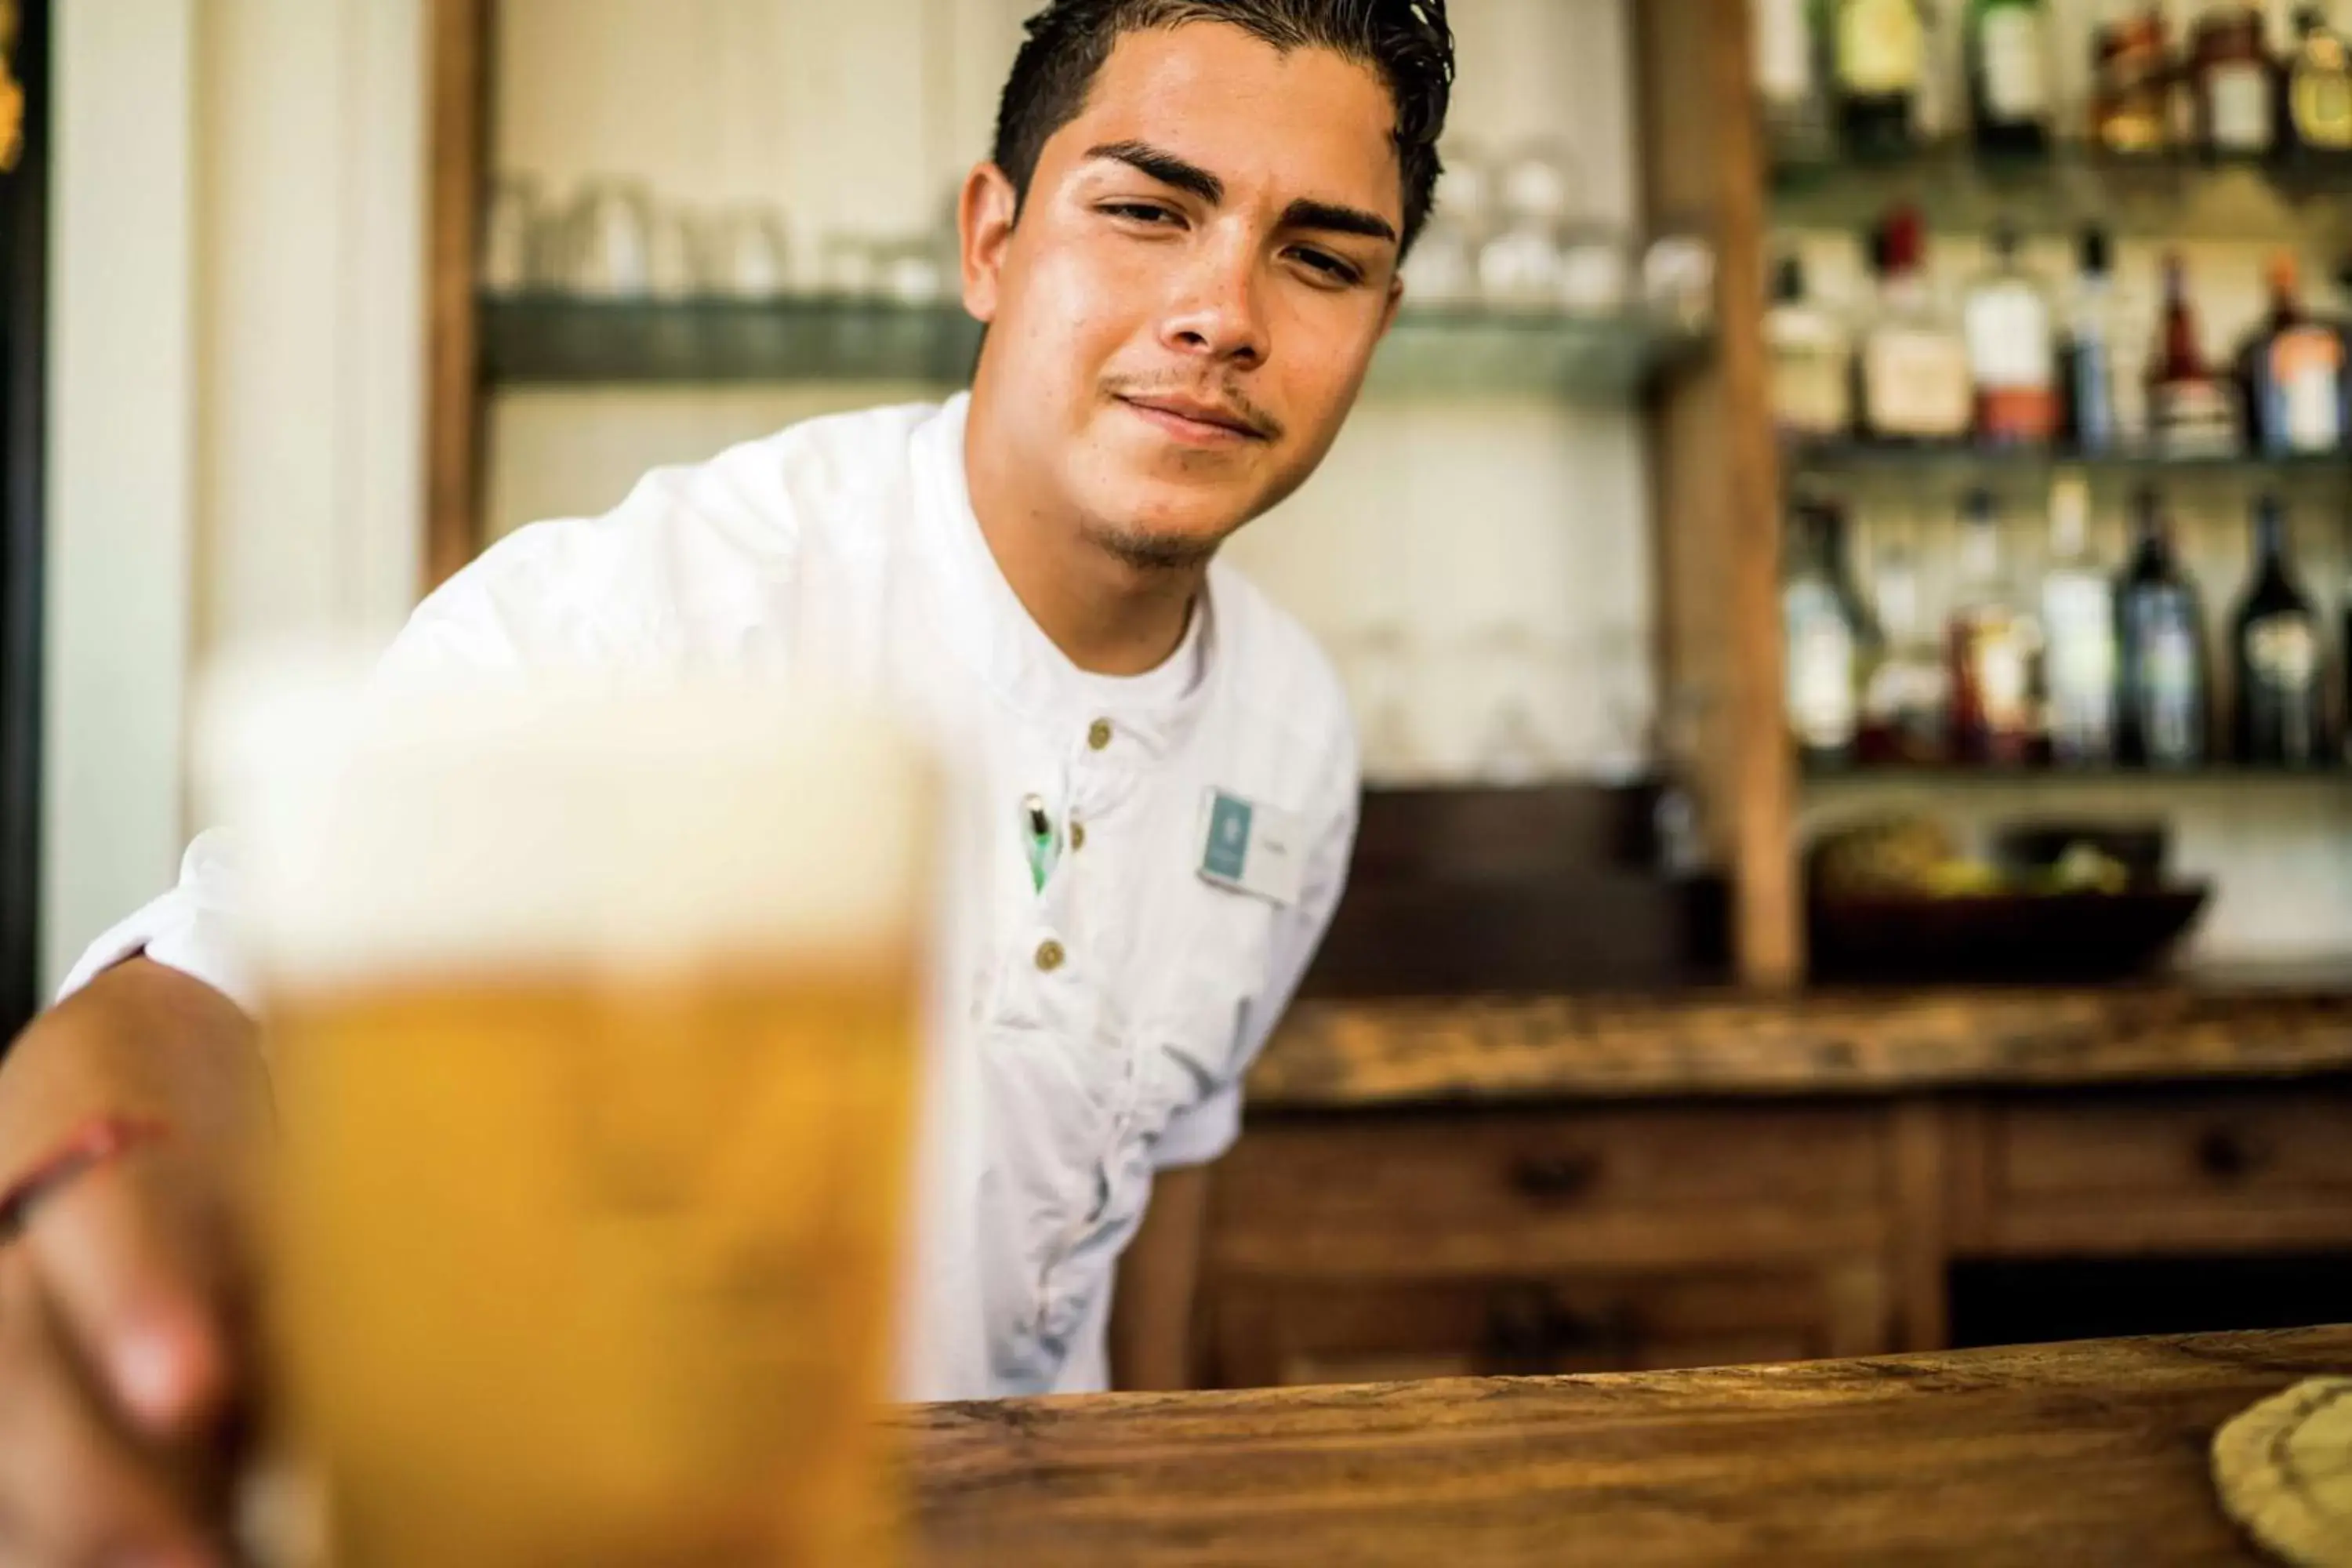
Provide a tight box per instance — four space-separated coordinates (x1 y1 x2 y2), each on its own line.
1139 885 1279 1123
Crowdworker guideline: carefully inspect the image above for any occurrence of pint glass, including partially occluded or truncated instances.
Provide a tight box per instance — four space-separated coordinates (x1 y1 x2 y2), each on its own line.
216 672 934 1566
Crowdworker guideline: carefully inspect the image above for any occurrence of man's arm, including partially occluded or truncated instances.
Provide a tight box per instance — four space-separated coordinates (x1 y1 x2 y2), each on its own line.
0 956 270 1563
1109 1162 1210 1391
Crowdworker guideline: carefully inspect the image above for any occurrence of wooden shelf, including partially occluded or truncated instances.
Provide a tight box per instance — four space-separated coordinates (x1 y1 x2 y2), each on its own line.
1788 441 2352 485
478 295 1711 401
1804 764 2352 788
1773 143 2352 242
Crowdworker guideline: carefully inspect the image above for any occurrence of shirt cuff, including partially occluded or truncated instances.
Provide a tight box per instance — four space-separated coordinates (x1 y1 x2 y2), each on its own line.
54 837 258 1017
1152 1082 1241 1170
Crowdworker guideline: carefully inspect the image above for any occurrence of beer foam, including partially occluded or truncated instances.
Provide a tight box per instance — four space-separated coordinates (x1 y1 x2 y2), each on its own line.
199 653 936 990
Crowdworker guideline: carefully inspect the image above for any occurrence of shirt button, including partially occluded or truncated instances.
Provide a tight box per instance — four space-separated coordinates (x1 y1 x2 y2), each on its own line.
1069 822 1087 851
1034 938 1067 973
1087 718 1114 751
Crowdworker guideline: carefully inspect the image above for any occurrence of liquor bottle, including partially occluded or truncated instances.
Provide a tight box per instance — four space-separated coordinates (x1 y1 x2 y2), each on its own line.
1784 499 1867 767
2236 251 2350 454
1757 0 1835 165
2280 5 2352 169
2231 495 2328 764
2190 0 2280 158
1859 528 1951 764
1969 0 2056 155
2062 227 2122 452
2041 471 2118 764
2147 251 2244 456
2115 486 2212 768
1768 253 1854 441
1964 223 2060 445
1859 208 1975 442
1947 488 2044 764
2092 6 2176 155
1833 0 1927 159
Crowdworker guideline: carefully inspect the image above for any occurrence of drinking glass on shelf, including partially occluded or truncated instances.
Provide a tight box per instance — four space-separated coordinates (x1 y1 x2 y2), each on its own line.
1469 623 1557 786
1345 622 1424 785
644 202 706 300
872 237 948 306
705 205 792 299
1402 141 1493 310
564 180 657 298
480 174 549 296
1642 230 1719 334
1476 143 1573 310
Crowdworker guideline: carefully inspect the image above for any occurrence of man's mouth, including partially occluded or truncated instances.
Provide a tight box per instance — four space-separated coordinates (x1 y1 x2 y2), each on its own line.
1114 394 1273 445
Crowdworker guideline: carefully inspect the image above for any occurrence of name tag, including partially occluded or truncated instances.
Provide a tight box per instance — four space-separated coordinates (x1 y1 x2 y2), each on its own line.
1196 788 1302 907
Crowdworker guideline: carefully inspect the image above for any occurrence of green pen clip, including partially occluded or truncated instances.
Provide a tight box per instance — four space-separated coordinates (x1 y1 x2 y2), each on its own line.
1022 793 1061 893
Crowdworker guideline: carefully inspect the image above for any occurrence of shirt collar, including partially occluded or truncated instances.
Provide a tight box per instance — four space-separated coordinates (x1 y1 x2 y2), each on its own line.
913 394 1218 764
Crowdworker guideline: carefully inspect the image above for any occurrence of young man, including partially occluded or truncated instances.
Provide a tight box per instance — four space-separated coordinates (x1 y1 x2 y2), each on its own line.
0 0 1452 1557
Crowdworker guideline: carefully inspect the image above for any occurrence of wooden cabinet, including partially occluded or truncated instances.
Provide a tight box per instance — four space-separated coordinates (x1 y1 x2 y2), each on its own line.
1205 1103 1905 1387
1952 1084 2352 1257
1201 1072 2352 1390
1210 1265 1888 1389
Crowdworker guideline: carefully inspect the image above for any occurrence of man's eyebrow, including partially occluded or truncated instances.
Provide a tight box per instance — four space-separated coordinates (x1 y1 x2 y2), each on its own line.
1281 198 1399 247
1083 140 1224 205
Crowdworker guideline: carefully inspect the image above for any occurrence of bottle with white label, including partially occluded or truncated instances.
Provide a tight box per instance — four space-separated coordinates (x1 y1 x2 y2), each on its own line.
2191 0 2280 158
1969 0 2055 155
1860 207 1976 442
1784 500 1867 768
1834 0 1927 159
1756 0 1833 165
1965 223 2060 446
2231 495 2328 764
2116 486 2211 768
2235 251 2349 455
1948 489 2044 765
2041 472 2118 765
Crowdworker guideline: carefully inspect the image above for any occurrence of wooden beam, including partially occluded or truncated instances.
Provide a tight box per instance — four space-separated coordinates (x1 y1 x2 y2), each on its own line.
1633 0 1798 986
423 0 486 593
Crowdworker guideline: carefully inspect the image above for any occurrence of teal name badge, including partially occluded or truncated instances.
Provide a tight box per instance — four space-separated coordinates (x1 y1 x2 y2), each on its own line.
1196 788 1303 906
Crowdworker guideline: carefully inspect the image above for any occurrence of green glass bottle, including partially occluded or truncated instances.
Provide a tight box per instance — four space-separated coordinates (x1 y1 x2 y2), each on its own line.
1968 0 2055 157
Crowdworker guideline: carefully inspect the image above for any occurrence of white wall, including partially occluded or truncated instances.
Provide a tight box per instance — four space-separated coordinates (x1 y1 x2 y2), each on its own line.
45 0 199 996
42 0 424 993
485 0 1660 786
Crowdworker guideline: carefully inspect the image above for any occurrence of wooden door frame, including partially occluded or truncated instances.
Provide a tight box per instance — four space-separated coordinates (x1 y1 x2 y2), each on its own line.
425 0 488 593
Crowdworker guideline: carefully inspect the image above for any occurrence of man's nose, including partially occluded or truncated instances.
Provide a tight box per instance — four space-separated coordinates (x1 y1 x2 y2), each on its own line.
1156 230 1269 369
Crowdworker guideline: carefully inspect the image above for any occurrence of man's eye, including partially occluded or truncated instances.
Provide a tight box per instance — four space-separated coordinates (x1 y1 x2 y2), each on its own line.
1102 202 1181 227
1290 248 1364 287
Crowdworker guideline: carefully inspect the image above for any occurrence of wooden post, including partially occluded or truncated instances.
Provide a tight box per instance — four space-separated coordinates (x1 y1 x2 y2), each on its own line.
423 0 487 593
1634 0 1799 987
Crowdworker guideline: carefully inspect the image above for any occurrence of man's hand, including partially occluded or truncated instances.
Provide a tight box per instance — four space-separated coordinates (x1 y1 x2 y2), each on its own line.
0 958 268 1566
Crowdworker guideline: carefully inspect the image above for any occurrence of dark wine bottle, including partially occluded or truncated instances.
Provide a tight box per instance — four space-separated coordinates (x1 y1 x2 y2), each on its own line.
2231 495 2328 765
2115 486 2211 768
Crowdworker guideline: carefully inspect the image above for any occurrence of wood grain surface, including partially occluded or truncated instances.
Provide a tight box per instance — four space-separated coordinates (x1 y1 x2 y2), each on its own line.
902 1326 2352 1566
1247 977 2352 1109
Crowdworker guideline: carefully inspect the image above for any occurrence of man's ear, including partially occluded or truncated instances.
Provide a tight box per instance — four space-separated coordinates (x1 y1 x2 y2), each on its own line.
960 162 1021 325
1377 272 1406 340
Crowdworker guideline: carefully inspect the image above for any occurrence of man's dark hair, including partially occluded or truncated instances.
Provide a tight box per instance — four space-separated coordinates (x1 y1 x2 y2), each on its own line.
991 0 1454 256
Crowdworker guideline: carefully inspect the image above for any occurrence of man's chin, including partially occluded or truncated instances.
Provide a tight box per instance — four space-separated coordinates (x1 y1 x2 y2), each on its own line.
1081 515 1232 572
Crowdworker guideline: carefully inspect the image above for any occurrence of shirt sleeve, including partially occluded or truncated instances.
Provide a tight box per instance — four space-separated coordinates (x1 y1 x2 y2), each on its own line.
50 518 639 1014
53 829 258 1014
1152 739 1361 1171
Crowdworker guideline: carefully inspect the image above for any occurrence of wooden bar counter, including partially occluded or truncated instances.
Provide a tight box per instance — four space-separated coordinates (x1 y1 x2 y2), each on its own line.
903 1325 2352 1566
1199 972 2352 1388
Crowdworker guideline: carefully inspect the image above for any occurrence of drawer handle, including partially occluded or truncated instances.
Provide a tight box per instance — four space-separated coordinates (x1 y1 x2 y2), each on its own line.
2196 1127 2263 1183
1508 1152 1604 1203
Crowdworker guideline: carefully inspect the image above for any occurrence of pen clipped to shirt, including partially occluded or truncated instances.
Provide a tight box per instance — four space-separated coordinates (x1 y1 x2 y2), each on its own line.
1022 794 1062 893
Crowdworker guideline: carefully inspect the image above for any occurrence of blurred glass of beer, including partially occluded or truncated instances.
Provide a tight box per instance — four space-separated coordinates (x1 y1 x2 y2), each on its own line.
209 666 935 1567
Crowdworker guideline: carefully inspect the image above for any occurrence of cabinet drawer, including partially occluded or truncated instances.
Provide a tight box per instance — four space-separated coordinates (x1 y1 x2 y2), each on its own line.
1980 1084 2352 1253
1212 1105 1891 1278
1208 1263 1889 1388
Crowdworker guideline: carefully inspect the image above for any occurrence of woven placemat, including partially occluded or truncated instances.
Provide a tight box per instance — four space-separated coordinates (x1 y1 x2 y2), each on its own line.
2213 1377 2352 1568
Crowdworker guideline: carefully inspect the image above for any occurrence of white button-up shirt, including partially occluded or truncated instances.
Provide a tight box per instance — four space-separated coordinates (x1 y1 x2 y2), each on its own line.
60 394 1360 1401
